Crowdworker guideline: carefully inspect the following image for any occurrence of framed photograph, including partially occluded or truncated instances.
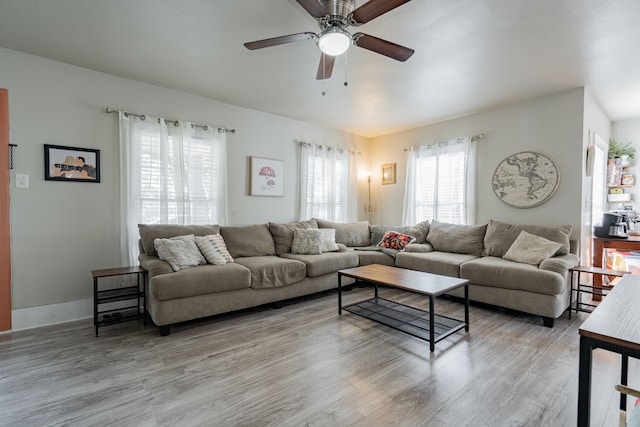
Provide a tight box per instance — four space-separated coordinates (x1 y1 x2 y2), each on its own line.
44 144 100 183
250 156 284 196
381 163 396 185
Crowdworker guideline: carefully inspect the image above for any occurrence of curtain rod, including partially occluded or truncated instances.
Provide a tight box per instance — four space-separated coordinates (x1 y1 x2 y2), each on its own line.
105 107 235 134
403 133 484 152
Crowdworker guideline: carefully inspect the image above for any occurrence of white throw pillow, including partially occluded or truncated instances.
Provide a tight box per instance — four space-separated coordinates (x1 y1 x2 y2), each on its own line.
195 234 234 265
503 231 563 265
319 228 339 252
154 234 206 271
291 228 323 255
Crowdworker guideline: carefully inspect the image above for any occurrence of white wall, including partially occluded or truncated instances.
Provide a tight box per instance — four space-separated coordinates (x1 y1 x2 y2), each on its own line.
1 48 370 326
582 89 612 264
369 88 586 239
613 118 640 213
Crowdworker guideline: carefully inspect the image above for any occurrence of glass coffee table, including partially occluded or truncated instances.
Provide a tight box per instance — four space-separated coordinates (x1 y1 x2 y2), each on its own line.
338 264 469 352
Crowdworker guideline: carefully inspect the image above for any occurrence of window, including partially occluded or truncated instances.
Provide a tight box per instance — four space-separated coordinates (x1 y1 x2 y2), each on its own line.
299 142 356 222
119 113 227 265
402 137 476 225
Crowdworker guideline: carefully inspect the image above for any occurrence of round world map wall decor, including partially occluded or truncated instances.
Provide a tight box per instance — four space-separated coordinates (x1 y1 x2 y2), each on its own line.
492 151 560 208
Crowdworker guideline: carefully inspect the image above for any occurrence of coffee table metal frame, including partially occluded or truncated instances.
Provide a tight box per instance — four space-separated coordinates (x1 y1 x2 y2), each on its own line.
338 265 469 352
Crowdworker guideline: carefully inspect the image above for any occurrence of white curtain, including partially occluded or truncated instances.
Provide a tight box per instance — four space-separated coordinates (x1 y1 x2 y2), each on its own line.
119 112 228 265
299 142 356 222
402 136 476 225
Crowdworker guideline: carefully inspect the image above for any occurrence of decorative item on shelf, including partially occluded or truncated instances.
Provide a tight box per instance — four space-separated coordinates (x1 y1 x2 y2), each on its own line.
381 163 395 185
610 187 624 195
607 158 622 186
608 138 635 161
622 174 635 186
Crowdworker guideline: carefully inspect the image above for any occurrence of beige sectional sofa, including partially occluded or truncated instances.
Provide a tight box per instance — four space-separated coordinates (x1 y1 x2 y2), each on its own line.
138 219 578 335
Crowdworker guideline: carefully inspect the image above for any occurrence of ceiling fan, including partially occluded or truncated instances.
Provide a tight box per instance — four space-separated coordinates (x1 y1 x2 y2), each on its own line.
244 0 414 80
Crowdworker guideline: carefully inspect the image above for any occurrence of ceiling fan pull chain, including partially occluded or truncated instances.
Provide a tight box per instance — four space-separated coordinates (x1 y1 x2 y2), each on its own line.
344 50 349 87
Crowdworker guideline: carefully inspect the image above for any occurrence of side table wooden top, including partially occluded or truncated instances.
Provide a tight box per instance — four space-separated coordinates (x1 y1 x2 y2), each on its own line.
579 274 640 352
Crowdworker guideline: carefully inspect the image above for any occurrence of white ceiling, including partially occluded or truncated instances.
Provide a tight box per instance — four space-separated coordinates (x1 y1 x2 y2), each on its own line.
1 0 639 137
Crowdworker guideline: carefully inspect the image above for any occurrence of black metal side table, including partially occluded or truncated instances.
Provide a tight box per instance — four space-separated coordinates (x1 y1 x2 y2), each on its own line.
569 265 628 317
92 266 146 336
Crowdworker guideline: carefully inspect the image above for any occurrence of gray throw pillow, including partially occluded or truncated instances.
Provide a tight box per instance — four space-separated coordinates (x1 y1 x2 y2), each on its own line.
139 224 220 256
483 220 572 257
268 219 318 255
503 231 563 265
426 220 487 256
154 234 206 271
291 229 323 255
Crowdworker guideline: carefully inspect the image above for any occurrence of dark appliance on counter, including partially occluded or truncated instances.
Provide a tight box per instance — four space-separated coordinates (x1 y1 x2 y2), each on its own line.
594 212 628 238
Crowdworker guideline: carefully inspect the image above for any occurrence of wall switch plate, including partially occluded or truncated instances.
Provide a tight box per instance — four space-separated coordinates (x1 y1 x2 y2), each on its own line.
16 174 29 188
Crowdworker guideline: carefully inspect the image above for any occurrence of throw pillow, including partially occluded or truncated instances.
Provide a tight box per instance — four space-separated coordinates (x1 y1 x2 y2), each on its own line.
377 231 416 251
483 220 572 257
291 228 324 255
503 231 563 265
154 234 206 271
318 228 339 252
195 234 234 265
370 221 430 245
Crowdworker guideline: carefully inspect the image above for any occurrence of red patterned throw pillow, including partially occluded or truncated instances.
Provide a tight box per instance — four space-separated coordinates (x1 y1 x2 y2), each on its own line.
377 231 416 251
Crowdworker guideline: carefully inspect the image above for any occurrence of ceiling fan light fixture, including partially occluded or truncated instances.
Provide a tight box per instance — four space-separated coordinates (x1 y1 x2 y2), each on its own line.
317 28 351 56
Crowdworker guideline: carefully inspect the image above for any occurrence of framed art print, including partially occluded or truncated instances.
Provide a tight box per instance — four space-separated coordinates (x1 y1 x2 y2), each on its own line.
381 163 396 185
44 144 100 183
250 156 284 196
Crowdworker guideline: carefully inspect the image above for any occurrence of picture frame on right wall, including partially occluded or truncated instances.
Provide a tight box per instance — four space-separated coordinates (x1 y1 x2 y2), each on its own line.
381 163 396 185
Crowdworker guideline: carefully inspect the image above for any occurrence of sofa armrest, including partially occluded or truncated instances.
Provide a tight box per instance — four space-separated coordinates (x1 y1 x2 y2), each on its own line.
539 253 579 276
403 243 434 253
139 253 174 277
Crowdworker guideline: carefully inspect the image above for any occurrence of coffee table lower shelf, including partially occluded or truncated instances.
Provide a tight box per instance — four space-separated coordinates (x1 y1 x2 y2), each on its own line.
342 297 466 346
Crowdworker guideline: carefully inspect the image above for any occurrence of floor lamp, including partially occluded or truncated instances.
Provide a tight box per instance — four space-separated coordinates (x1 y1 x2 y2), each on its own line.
367 171 373 212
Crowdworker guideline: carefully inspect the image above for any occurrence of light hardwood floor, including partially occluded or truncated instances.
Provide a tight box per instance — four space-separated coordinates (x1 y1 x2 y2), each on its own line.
0 287 637 426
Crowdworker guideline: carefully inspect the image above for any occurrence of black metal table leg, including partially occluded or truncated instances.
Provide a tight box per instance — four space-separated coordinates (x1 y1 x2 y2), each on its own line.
577 335 593 427
621 354 629 411
464 284 469 332
429 295 435 352
93 277 99 336
338 273 342 315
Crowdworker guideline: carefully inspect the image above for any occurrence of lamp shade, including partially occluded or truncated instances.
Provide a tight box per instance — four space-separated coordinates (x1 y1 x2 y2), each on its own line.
317 28 351 56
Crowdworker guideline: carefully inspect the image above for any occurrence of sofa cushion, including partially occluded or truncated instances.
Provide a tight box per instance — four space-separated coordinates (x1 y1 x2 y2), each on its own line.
268 219 318 255
139 224 220 256
316 219 371 247
150 263 251 301
235 256 307 289
403 243 434 253
154 234 206 271
426 220 487 256
351 248 395 266
502 231 563 265
483 220 572 257
460 256 565 296
195 234 234 265
281 251 359 277
395 251 479 277
370 221 430 245
221 224 276 258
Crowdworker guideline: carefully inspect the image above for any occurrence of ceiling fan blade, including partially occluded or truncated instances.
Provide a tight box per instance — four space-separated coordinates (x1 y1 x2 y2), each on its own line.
316 53 335 80
296 0 327 18
244 32 316 50
353 33 414 61
349 0 411 25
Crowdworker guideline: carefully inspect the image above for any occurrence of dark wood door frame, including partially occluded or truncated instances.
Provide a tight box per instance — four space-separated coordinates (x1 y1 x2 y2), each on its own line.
1 89 11 332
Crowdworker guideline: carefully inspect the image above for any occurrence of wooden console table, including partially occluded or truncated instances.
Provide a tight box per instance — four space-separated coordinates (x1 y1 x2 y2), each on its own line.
578 274 640 426
592 236 639 299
